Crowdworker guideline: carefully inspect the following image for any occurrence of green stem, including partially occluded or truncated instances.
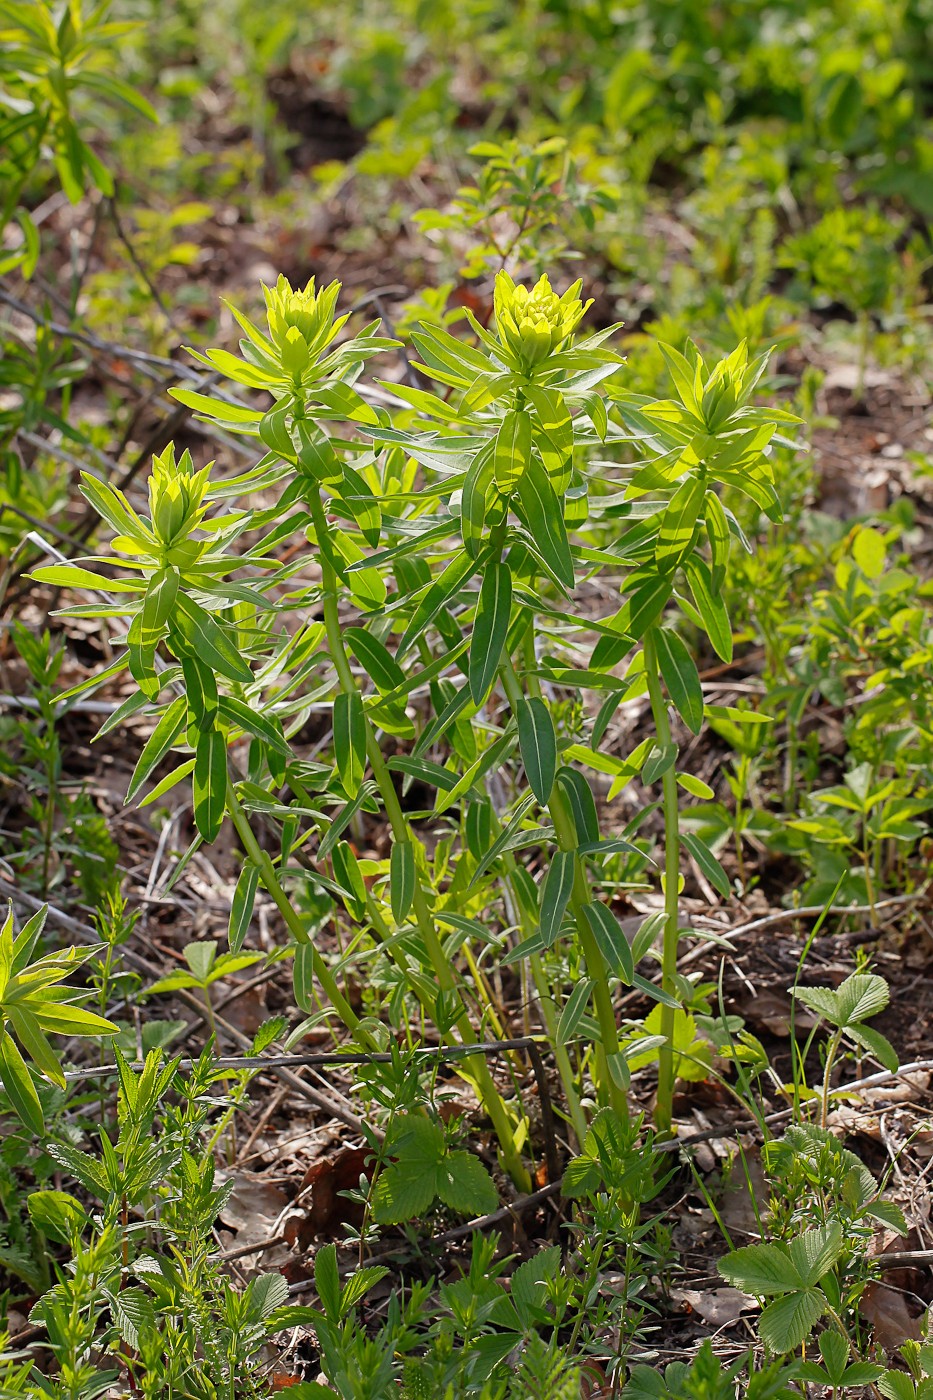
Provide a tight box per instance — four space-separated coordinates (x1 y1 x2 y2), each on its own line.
820 1029 843 1130
501 651 627 1121
225 783 367 1042
643 630 681 1137
493 820 587 1146
312 494 530 1189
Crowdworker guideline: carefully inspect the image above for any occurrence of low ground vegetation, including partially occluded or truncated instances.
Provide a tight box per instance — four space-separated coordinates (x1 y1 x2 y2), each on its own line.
1 1 933 1395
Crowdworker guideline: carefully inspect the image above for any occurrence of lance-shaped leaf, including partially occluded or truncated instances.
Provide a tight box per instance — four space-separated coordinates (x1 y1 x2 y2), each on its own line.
390 841 416 924
683 554 733 662
582 903 635 984
682 831 731 898
193 728 227 842
345 627 405 693
0 1027 43 1135
608 574 673 648
516 696 557 805
461 445 495 559
332 841 368 921
127 696 187 801
181 655 219 732
555 766 600 844
494 408 532 493
515 455 574 589
334 691 367 796
557 978 593 1044
229 862 260 954
336 463 382 547
704 489 731 594
525 384 573 492
172 593 254 684
654 626 703 735
127 610 160 699
539 850 576 947
655 473 704 571
469 558 512 703
398 550 480 659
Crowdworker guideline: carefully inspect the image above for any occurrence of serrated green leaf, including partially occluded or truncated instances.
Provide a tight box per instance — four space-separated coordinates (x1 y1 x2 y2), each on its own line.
434 1150 498 1216
758 1288 824 1354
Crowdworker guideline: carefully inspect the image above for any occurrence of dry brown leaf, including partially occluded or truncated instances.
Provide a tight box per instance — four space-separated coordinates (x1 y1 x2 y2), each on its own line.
672 1286 755 1326
219 1172 289 1248
860 1281 922 1350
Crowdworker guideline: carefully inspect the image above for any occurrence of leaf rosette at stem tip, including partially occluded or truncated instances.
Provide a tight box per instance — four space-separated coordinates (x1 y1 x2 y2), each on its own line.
493 270 592 371
148 443 211 554
178 273 398 408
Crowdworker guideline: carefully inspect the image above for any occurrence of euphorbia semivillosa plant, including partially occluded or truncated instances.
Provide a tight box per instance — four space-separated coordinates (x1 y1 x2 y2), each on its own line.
36 271 798 1178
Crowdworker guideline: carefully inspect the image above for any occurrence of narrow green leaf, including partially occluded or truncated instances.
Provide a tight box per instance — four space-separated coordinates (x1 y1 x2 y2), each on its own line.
467 793 537 889
557 979 593 1044
398 550 479 659
193 729 227 842
172 593 254 684
334 692 367 796
390 841 416 924
126 696 187 801
704 489 731 594
345 627 405 694
516 696 557 805
515 455 574 588
654 627 703 734
229 862 260 954
682 831 731 897
684 555 733 663
614 574 673 643
469 559 512 703
494 407 532 492
582 903 635 984
539 850 576 947
461 445 494 558
181 655 219 732
218 696 290 756
0 1027 43 1135
555 766 599 844
332 841 368 921
656 474 704 570
525 384 573 492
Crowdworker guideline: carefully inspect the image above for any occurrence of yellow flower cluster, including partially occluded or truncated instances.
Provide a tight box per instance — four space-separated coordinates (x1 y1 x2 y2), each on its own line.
262 275 342 376
148 445 211 549
493 271 591 370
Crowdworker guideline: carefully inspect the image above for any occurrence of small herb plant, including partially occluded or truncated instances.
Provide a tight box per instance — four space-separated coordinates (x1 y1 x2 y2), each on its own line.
36 266 799 1171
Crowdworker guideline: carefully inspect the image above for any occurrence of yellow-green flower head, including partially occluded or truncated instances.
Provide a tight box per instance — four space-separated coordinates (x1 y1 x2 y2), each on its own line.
263 275 342 375
148 445 211 549
494 272 592 370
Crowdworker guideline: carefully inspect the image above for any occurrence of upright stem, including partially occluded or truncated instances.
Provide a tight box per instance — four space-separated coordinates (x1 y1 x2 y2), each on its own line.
643 630 681 1137
225 784 367 1042
501 651 628 1121
311 493 530 1189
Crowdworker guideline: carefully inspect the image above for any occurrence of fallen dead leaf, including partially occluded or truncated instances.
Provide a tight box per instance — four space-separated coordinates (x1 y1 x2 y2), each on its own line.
219 1172 290 1249
860 1280 922 1350
284 1145 374 1249
672 1286 755 1326
719 1148 769 1242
